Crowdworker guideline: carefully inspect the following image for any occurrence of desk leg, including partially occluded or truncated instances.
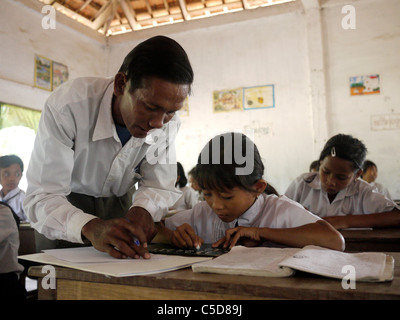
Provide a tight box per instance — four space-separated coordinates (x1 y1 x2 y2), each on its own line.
37 278 57 300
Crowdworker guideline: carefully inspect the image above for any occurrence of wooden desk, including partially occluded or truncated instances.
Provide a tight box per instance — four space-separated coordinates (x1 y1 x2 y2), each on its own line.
18 223 37 255
340 228 400 252
28 252 400 300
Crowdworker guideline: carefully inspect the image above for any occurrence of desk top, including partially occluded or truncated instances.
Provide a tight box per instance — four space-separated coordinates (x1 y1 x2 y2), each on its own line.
340 228 400 252
340 227 400 241
29 251 400 300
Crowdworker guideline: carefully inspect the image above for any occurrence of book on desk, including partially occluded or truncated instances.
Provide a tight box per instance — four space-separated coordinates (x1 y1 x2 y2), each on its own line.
192 245 394 282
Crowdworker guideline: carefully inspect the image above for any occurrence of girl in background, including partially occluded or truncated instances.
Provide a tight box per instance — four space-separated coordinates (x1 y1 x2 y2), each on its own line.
285 134 400 229
169 162 199 212
159 132 344 251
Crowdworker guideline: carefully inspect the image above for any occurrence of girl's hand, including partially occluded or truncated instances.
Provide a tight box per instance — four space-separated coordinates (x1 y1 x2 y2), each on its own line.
213 227 262 249
171 223 203 249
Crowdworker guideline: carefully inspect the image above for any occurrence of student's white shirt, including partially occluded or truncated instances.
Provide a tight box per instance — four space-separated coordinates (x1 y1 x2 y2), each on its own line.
370 182 392 199
165 193 321 244
285 172 399 218
0 204 24 275
0 187 28 221
24 77 182 244
169 186 199 212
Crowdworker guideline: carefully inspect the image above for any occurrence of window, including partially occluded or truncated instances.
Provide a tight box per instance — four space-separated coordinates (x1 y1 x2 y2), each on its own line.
0 103 42 191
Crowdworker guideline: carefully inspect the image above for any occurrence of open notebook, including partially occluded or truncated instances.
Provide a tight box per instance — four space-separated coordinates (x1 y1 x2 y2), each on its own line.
192 245 394 282
19 246 212 277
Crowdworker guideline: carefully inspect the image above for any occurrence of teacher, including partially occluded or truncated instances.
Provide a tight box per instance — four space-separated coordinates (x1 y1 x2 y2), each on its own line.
24 36 194 259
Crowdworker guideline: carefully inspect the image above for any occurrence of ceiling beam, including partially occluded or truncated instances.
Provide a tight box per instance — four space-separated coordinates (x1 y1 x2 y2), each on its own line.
119 0 140 31
178 0 190 20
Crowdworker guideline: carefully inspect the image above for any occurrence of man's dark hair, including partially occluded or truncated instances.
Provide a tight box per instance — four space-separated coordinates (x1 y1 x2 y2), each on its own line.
118 36 194 93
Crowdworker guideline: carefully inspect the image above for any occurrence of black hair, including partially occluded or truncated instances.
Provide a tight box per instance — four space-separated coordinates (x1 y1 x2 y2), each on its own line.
309 160 319 172
319 134 367 171
176 162 188 188
195 132 265 194
0 155 24 172
362 160 377 172
118 36 194 93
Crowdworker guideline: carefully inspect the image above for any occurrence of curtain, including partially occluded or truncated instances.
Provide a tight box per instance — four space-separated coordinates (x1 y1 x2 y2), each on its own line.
0 103 41 133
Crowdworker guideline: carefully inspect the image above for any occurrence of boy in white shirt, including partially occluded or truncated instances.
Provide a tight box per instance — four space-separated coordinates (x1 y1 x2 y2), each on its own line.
0 155 28 222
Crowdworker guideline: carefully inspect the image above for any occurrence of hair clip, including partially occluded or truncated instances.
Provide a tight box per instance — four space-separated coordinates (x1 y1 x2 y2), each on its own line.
331 147 336 157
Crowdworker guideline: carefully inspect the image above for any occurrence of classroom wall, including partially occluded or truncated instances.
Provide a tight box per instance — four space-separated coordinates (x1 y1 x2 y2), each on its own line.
106 3 315 195
1 0 399 198
0 0 106 110
322 0 400 198
106 0 400 198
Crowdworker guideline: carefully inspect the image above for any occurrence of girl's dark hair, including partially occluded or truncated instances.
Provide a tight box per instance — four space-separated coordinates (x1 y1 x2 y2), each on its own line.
0 155 24 172
176 162 188 188
362 160 377 172
319 134 367 170
195 132 265 193
118 36 194 93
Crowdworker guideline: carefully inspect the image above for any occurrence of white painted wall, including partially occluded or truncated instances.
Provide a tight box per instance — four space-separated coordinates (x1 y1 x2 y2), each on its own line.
322 0 400 198
0 0 106 110
1 0 399 198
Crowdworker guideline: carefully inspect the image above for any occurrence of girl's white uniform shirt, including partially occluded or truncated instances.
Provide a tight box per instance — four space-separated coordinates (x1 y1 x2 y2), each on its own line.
285 172 399 218
165 193 321 244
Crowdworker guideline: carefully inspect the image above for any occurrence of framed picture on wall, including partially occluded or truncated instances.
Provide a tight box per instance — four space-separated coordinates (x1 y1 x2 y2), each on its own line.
34 54 53 91
213 88 243 113
350 74 380 96
52 61 69 90
243 85 275 110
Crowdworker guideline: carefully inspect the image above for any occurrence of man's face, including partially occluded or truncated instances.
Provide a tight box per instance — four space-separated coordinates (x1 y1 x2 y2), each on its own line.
115 75 190 138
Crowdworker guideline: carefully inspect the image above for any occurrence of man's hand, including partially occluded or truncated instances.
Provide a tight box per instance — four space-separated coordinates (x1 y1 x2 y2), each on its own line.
125 206 158 243
81 217 150 259
81 207 157 259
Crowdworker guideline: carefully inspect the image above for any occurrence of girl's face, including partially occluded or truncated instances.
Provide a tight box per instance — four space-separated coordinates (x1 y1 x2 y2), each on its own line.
319 155 361 195
202 180 266 223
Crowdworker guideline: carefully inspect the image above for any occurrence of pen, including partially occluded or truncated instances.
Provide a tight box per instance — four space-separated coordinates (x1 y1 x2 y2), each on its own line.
124 218 141 246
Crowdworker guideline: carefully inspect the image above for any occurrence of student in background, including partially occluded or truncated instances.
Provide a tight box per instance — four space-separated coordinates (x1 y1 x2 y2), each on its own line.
169 162 199 212
285 134 400 229
361 160 392 199
158 132 344 251
0 203 26 300
0 155 28 222
309 160 319 172
188 166 204 201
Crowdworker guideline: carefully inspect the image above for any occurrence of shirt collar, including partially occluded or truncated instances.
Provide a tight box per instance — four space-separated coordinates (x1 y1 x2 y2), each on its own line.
307 172 359 200
0 187 21 200
237 195 263 226
93 77 116 142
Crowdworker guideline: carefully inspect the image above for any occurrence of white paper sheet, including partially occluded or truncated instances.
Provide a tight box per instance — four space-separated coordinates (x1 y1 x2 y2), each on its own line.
19 246 212 277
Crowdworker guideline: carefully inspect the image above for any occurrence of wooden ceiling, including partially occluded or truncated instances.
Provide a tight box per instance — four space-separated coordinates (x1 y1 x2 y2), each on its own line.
37 0 295 36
